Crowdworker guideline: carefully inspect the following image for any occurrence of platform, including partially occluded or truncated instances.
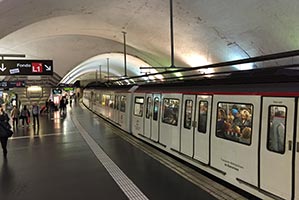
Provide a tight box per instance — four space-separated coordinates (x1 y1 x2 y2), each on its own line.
0 103 254 200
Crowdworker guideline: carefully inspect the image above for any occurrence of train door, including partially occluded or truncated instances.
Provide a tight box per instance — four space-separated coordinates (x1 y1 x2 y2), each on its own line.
144 94 152 138
296 101 299 200
109 94 115 120
160 94 182 149
151 94 161 142
180 95 196 157
193 95 212 164
114 95 120 124
89 91 94 110
260 97 295 200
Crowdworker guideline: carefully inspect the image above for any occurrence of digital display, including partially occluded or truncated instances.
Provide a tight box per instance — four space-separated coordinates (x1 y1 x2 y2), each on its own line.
52 88 62 95
63 87 74 91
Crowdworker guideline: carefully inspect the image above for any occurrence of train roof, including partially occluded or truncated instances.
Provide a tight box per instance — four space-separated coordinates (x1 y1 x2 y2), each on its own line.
85 67 299 90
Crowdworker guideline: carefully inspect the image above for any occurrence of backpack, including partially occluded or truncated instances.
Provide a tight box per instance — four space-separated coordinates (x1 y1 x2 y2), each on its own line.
32 106 39 115
21 109 29 117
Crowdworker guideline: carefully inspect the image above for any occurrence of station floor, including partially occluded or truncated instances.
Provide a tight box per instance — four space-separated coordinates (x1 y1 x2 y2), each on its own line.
1 102 254 200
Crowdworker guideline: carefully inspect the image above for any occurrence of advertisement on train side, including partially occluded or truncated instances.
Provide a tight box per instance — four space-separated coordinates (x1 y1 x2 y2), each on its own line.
0 60 53 75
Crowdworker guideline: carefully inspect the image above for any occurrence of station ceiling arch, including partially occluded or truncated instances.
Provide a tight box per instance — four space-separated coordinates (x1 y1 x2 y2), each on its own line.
1 0 299 85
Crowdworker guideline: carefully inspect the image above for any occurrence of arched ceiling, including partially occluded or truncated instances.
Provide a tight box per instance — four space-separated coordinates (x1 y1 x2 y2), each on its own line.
1 0 299 85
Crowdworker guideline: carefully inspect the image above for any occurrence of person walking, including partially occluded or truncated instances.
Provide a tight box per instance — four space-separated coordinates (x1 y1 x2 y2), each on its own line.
0 108 11 158
10 105 20 128
32 103 40 127
59 97 67 115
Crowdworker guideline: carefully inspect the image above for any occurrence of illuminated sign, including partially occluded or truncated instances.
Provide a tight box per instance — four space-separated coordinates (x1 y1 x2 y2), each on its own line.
63 87 74 91
0 81 26 88
0 60 53 75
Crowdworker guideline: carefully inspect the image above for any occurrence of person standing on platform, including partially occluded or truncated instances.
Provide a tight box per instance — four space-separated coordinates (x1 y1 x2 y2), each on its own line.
59 97 66 115
32 103 40 127
69 96 73 107
49 99 55 113
10 105 19 128
45 100 49 113
20 105 30 127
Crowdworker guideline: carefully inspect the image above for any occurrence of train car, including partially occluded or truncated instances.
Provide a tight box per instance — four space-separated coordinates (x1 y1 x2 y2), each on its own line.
83 72 299 200
83 87 132 133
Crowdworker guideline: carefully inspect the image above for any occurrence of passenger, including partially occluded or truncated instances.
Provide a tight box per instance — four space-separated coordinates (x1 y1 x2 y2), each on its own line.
69 97 73 107
199 103 208 132
45 100 49 113
59 97 67 114
268 110 285 152
232 108 241 125
240 127 251 144
32 103 40 127
49 100 55 113
170 113 178 125
239 109 252 131
10 105 20 128
216 109 226 138
226 111 234 124
0 108 11 158
231 125 241 137
20 105 30 127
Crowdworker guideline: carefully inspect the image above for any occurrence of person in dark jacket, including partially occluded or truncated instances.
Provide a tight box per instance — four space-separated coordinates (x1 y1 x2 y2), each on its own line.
0 108 10 158
32 103 40 127
20 105 30 127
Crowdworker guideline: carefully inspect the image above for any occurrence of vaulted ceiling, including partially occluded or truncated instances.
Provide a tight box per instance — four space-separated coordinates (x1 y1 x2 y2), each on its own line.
1 0 299 85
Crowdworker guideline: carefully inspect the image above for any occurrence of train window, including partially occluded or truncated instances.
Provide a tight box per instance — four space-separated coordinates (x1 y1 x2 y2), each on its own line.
109 95 114 108
115 96 119 110
162 98 180 126
146 97 152 119
184 100 193 129
153 97 160 121
267 106 287 154
134 97 144 117
96 94 100 104
198 101 208 133
120 96 126 112
102 94 110 106
216 102 253 145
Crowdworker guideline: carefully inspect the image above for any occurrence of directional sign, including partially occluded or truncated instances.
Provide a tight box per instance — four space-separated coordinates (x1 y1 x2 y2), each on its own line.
0 60 53 75
0 81 26 88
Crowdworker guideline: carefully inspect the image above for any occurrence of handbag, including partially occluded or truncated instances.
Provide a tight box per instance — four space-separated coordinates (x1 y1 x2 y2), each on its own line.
0 121 14 138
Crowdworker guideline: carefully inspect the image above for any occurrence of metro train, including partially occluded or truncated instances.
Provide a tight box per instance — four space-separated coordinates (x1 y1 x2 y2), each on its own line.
82 75 299 200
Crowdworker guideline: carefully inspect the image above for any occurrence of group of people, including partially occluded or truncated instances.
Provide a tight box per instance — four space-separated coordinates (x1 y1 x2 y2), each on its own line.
1 94 79 160
0 103 40 159
10 103 40 128
217 104 252 144
43 95 74 115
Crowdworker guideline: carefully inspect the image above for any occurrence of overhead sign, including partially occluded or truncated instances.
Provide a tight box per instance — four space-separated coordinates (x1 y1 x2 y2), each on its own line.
0 81 26 88
0 60 53 75
58 83 74 88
